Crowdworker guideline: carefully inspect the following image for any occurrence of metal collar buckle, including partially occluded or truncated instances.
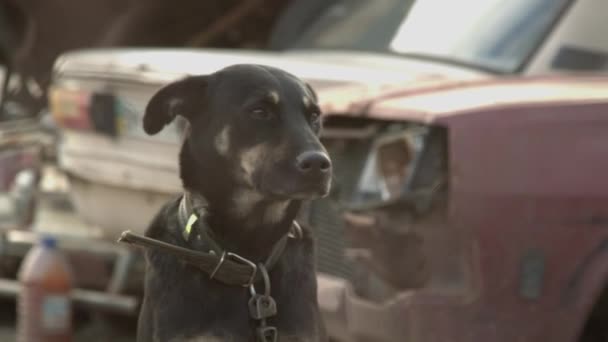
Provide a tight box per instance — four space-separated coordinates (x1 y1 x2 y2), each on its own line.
210 251 258 287
287 221 303 239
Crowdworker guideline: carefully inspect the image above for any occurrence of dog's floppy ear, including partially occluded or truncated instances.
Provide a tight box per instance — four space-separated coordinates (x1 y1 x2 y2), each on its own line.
143 75 208 135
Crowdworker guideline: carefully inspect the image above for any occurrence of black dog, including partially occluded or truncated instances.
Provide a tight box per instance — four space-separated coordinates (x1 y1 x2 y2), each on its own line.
134 64 331 342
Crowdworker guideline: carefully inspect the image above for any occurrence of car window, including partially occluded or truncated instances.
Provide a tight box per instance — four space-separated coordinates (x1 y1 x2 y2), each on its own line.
391 0 572 72
294 0 415 51
295 0 572 73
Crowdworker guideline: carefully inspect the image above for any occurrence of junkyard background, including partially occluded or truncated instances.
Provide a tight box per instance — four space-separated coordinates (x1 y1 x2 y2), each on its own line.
1 0 608 341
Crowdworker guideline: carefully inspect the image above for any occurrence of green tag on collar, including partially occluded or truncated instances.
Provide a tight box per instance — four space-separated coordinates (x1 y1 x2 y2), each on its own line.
183 213 198 241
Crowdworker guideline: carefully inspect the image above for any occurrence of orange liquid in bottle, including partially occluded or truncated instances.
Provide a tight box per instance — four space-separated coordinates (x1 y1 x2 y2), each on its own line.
17 236 73 342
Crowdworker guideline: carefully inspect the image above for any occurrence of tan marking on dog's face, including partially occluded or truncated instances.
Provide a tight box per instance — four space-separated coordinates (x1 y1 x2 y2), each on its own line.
232 188 263 218
263 201 289 224
214 126 231 156
268 90 280 104
302 95 311 109
238 143 268 186
270 140 290 163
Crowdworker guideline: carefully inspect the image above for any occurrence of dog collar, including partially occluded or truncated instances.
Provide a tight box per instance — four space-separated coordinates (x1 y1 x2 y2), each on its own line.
176 191 302 268
119 191 302 287
177 190 208 241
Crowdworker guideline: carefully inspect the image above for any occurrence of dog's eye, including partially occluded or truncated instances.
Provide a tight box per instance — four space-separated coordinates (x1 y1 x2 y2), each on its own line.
251 108 274 121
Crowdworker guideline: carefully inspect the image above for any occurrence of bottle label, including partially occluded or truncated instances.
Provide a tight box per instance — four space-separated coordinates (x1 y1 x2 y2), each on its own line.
41 295 70 332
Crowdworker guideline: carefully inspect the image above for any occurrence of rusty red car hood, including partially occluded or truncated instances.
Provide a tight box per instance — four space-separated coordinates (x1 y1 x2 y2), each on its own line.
320 74 608 124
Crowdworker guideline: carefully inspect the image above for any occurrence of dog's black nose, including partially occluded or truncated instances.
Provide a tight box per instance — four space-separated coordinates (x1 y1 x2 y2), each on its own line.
296 151 332 175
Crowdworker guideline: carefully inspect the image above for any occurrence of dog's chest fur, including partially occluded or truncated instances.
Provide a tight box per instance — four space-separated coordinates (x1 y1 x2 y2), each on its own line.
139 199 323 342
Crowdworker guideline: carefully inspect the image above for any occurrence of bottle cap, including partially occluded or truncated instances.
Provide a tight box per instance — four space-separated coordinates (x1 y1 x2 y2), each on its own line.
41 236 57 249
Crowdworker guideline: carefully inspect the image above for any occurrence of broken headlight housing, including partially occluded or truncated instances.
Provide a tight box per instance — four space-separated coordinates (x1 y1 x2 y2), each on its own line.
349 124 443 210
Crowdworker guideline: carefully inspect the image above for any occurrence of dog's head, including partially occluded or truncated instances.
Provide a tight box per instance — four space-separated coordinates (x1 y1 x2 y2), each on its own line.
143 64 332 203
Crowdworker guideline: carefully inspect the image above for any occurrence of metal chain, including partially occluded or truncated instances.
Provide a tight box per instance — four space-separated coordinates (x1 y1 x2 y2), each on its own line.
248 264 277 342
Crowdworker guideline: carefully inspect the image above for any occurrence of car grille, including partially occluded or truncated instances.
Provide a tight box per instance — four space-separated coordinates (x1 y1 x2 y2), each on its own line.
309 138 371 280
310 198 352 279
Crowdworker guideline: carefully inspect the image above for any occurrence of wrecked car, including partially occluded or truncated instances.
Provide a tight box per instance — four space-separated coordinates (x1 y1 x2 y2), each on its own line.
315 75 608 342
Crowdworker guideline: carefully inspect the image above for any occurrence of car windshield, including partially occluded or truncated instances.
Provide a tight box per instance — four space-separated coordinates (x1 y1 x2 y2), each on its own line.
293 0 571 73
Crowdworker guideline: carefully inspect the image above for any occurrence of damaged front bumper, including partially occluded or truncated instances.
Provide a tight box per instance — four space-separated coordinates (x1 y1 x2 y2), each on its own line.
318 272 421 342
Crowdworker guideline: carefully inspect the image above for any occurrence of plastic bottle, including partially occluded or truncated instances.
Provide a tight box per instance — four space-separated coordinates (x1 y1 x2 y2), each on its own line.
17 235 73 342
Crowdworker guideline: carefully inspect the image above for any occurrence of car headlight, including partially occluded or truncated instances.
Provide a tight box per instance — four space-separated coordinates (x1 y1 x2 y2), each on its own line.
351 125 428 207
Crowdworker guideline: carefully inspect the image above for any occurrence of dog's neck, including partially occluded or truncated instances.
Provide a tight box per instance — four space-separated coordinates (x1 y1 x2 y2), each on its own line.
205 198 301 260
179 146 301 261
